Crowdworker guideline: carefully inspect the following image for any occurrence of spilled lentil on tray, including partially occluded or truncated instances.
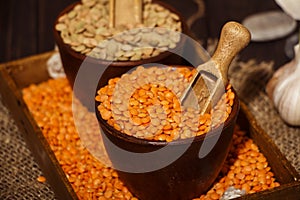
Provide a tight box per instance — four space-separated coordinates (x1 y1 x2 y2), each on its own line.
23 77 280 199
95 65 235 142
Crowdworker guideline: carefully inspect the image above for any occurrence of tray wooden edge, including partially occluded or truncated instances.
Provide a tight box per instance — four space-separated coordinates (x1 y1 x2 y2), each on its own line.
0 52 78 200
237 102 300 199
240 102 300 182
0 51 53 89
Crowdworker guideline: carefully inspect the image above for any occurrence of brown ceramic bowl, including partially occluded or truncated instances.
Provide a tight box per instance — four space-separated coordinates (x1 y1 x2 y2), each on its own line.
95 65 240 200
53 0 190 109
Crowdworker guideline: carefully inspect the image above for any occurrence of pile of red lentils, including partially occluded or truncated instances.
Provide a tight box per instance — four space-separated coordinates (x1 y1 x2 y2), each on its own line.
96 66 235 142
22 73 280 200
194 125 280 200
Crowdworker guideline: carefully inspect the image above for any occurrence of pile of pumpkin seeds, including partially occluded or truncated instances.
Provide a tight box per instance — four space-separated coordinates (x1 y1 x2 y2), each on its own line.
55 0 183 61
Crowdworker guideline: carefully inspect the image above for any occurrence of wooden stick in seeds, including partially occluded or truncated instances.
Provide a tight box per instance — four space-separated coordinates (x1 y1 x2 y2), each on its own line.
109 0 143 28
180 21 251 115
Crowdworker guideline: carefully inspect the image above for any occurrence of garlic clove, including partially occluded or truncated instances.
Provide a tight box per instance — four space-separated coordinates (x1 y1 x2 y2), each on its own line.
266 44 300 126
273 75 300 126
275 0 300 20
266 60 296 101
242 11 297 42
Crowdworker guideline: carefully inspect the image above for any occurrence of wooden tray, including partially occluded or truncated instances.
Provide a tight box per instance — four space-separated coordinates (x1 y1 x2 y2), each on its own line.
0 51 299 200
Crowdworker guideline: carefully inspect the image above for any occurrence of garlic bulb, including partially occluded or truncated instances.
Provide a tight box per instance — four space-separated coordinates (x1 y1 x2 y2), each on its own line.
266 44 300 126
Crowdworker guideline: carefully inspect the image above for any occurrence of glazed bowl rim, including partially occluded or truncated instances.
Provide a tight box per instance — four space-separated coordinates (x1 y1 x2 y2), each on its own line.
95 69 240 147
53 0 189 67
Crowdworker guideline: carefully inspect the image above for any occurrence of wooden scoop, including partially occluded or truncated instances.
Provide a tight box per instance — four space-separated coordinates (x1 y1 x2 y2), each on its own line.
180 21 251 114
109 0 143 28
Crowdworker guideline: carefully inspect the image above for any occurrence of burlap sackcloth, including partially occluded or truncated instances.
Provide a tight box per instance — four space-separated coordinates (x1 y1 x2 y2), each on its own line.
224 46 300 174
0 94 56 199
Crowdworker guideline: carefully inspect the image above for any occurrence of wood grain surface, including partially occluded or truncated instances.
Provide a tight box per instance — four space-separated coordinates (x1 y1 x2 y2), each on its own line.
0 0 297 68
0 0 77 63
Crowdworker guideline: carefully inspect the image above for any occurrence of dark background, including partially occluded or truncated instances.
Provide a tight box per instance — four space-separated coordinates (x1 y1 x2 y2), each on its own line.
0 0 298 68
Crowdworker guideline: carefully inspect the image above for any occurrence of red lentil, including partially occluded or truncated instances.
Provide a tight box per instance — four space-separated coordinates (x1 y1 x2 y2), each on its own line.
23 77 280 200
95 66 235 141
193 125 280 200
37 176 46 183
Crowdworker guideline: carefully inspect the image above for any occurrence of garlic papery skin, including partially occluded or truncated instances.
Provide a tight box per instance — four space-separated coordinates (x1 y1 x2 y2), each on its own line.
273 71 300 126
275 0 300 20
269 44 300 126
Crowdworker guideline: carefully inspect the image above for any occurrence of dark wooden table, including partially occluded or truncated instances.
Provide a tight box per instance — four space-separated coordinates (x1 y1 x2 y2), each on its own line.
0 0 76 63
1 0 297 69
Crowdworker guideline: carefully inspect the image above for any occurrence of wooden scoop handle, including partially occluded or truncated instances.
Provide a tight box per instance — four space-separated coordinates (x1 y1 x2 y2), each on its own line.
109 0 142 28
212 21 251 84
